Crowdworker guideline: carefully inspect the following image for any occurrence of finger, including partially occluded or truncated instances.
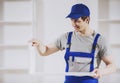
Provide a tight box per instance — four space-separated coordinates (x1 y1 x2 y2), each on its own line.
92 69 97 73
32 41 40 46
32 41 36 44
92 69 101 79
32 43 38 47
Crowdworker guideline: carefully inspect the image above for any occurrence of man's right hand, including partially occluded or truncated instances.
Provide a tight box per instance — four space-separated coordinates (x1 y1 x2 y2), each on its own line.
29 39 40 47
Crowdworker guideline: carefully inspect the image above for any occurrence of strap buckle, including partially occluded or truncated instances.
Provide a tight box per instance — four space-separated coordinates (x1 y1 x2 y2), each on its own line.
67 43 71 48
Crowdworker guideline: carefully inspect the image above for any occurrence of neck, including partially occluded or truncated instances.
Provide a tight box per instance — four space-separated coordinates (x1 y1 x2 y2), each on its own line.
78 27 94 36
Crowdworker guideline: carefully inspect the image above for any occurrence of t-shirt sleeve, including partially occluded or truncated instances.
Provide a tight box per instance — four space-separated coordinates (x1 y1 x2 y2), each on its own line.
97 35 111 58
54 32 69 51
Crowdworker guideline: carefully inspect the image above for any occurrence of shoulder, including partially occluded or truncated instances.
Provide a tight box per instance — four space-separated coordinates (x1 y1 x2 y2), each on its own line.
93 32 108 49
95 33 109 54
54 31 73 50
59 31 74 39
97 34 106 46
93 32 106 44
54 31 74 44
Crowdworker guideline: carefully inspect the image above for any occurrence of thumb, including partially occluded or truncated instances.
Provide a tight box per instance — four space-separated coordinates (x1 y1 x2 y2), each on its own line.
91 69 99 77
92 68 99 73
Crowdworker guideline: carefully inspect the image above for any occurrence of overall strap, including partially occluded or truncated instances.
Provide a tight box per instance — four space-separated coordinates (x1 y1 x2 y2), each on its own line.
66 32 73 52
90 33 100 72
65 32 73 72
91 33 100 54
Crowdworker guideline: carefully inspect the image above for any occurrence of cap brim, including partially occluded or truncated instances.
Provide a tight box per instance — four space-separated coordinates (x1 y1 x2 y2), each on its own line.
66 14 82 19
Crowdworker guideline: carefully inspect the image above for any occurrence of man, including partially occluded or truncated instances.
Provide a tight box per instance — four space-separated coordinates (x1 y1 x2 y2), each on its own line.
30 3 116 83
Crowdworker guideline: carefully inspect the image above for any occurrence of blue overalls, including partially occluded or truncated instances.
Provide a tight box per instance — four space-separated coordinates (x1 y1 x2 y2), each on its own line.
64 32 100 83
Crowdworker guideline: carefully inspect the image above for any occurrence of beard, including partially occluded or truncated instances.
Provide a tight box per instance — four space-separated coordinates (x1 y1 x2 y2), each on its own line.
74 26 84 32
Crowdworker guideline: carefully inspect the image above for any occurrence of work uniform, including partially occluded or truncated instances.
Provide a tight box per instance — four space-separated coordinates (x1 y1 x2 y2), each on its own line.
55 31 110 83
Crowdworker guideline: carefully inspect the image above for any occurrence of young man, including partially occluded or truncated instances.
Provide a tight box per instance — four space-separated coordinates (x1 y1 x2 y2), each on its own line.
30 3 116 83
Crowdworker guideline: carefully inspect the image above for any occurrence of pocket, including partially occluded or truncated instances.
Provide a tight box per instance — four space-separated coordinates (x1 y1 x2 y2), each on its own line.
74 57 92 63
68 57 92 72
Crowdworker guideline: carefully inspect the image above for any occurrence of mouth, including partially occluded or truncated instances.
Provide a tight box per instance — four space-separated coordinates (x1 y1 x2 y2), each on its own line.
74 26 80 30
74 26 79 29
74 27 83 32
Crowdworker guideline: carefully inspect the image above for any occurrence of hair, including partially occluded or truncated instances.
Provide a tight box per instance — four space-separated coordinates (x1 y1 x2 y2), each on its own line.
81 16 90 24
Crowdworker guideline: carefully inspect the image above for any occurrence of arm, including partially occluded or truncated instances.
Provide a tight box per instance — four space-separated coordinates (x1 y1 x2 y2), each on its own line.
30 39 59 56
92 55 117 78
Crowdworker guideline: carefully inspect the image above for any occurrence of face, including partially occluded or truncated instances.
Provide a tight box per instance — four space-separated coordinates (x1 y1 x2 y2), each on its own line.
71 17 89 32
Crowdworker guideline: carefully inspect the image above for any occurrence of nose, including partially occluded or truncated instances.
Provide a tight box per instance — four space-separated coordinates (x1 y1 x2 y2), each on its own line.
72 21 77 27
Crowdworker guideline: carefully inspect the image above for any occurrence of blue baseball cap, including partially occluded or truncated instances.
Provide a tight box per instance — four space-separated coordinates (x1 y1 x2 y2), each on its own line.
66 3 90 19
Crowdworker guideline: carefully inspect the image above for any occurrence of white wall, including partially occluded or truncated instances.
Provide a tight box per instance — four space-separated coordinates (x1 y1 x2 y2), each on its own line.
0 1 33 83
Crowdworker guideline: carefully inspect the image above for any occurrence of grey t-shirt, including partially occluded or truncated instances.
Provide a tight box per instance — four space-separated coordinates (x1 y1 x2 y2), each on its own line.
54 31 110 72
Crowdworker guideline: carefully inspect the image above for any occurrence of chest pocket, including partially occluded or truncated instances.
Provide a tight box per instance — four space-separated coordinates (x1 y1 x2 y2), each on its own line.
74 57 92 63
68 56 92 72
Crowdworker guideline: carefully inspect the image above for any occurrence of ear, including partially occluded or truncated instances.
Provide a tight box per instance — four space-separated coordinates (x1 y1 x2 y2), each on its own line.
85 19 88 23
86 17 90 24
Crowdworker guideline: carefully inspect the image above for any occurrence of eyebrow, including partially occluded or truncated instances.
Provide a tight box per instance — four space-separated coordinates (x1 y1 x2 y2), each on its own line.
71 19 81 22
71 19 78 21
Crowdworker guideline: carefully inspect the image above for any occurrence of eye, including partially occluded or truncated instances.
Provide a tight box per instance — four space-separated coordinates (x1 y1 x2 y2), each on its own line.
77 20 81 23
70 18 74 21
